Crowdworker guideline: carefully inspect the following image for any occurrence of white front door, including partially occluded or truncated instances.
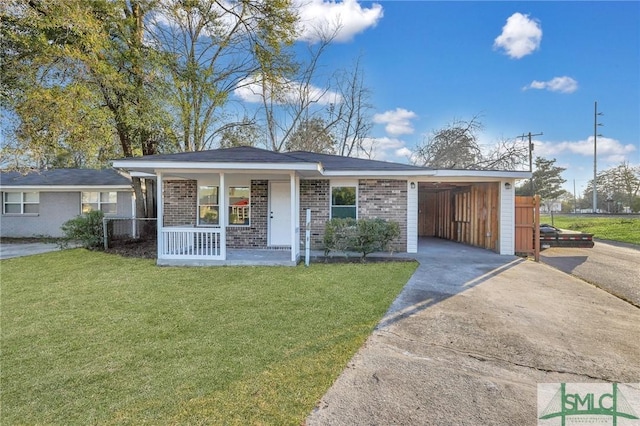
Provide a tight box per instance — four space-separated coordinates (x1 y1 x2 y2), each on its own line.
269 181 291 246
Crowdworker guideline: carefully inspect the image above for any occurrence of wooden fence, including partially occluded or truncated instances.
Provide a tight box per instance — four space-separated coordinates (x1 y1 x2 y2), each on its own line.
515 195 540 261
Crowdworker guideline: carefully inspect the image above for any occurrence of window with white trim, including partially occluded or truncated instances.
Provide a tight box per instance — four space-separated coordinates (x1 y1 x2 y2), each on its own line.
228 186 250 225
198 185 219 225
3 192 39 214
82 192 117 214
331 186 357 219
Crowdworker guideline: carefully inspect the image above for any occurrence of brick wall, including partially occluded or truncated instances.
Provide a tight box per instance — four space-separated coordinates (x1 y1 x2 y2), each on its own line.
358 179 407 251
226 180 268 248
163 180 197 227
299 179 330 249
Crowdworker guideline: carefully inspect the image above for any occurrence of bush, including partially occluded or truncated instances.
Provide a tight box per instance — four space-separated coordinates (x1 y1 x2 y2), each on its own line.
60 210 105 249
324 218 400 259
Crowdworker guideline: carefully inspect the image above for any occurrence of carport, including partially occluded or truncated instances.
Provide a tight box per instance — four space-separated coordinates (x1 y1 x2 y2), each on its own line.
418 181 500 251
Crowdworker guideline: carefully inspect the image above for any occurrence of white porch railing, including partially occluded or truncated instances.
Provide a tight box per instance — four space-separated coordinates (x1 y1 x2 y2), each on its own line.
160 227 223 259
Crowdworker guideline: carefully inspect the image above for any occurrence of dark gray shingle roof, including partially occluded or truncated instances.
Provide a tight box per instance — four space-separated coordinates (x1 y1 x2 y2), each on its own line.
114 146 428 172
285 151 429 172
0 168 131 187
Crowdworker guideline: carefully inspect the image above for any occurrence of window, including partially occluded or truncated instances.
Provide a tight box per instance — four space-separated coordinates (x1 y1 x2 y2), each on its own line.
3 192 39 214
198 186 219 225
229 186 250 225
331 186 357 219
82 192 117 214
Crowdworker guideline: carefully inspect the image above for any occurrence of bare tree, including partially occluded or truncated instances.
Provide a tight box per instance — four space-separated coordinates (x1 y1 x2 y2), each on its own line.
412 116 484 169
475 137 529 170
256 28 336 152
328 56 374 157
150 0 297 152
218 116 263 148
412 115 528 170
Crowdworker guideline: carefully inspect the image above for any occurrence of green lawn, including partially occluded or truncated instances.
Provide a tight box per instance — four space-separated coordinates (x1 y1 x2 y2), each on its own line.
541 214 640 245
1 249 416 425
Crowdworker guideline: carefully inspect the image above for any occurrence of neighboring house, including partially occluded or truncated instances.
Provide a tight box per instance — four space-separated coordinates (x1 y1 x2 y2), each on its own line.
0 169 133 238
113 146 530 266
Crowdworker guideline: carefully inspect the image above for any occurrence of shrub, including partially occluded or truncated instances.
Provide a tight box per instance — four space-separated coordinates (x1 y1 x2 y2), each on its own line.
60 210 105 249
324 218 401 259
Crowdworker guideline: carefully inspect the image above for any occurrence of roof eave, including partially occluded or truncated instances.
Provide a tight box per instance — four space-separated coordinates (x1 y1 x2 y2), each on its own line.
0 185 133 191
112 160 322 173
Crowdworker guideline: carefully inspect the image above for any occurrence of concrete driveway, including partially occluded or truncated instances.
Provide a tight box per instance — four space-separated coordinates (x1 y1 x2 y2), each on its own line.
540 240 640 307
307 239 640 425
0 242 63 260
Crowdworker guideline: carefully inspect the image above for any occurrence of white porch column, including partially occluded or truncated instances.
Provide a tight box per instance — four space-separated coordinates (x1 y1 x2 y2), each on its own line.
219 172 226 260
156 171 163 258
290 172 297 262
499 180 515 255
407 178 418 253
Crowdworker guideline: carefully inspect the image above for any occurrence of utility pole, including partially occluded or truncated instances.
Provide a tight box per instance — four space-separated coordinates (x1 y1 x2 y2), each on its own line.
593 101 604 213
519 131 543 195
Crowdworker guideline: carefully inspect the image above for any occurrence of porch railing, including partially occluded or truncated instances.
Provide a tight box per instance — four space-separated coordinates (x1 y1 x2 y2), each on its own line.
160 227 223 259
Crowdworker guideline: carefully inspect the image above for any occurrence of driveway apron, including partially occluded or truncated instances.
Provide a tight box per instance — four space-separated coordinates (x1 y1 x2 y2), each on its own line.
307 238 640 425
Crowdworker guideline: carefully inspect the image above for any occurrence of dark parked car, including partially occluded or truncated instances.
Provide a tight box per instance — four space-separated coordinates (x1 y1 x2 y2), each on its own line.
539 224 594 248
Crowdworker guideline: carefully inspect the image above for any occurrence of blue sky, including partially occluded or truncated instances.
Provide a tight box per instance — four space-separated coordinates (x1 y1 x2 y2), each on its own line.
236 0 639 194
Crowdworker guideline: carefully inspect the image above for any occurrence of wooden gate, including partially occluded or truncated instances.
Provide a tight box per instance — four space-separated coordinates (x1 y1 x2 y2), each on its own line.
515 195 540 261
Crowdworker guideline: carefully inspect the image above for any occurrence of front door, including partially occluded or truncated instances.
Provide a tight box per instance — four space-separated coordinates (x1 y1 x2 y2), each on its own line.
269 181 291 246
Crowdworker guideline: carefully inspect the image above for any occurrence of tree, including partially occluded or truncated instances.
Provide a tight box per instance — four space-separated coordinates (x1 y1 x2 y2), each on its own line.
218 117 263 148
327 56 374 157
285 117 335 153
12 84 118 169
583 162 640 212
2 0 170 218
517 157 567 211
2 0 298 217
413 117 483 169
150 0 297 152
411 115 529 170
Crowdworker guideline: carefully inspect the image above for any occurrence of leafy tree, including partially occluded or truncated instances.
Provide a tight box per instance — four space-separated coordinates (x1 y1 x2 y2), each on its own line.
13 84 118 169
583 162 640 212
285 117 335 153
2 0 170 218
517 157 567 211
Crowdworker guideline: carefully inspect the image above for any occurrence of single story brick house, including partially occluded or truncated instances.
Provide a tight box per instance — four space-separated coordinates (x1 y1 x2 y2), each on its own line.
112 146 530 266
0 169 133 238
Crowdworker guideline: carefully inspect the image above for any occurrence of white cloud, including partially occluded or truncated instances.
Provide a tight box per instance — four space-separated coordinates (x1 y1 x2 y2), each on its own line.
357 137 412 162
295 0 383 43
523 76 578 93
234 76 341 105
373 108 417 136
494 12 542 59
535 136 637 162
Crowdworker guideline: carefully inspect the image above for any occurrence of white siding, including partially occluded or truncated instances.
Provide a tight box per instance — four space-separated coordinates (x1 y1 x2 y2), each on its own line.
406 180 418 253
499 181 515 255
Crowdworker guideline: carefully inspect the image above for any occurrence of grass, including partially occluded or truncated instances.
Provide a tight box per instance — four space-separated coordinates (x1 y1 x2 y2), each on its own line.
541 214 640 245
1 249 416 425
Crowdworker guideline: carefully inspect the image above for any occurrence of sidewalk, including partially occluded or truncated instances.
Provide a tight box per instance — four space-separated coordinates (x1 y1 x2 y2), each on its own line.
0 243 63 260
